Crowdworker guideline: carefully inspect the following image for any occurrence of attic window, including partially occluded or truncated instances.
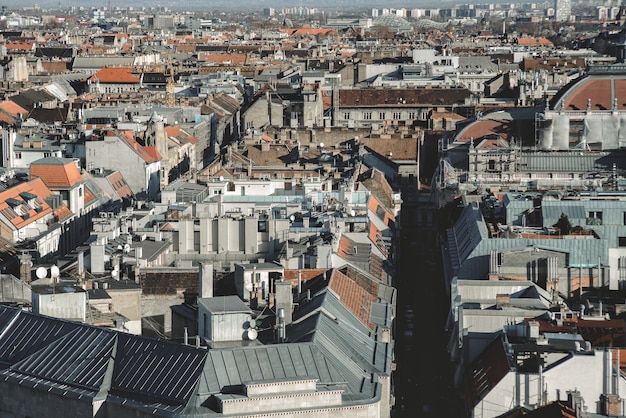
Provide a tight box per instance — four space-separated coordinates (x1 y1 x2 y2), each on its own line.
19 192 37 201
6 198 23 208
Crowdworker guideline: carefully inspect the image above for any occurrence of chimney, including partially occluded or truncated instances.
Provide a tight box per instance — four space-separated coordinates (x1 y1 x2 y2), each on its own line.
19 253 32 284
277 307 286 343
274 278 293 325
77 249 85 277
496 294 511 308
199 262 214 299
528 321 540 340
297 270 302 295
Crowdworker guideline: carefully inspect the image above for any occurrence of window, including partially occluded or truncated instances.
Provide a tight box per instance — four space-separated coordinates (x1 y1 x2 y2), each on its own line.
620 237 626 247
258 220 268 232
588 211 603 225
488 160 496 171
408 112 416 120
363 112 372 120
14 152 21 159
78 187 83 197
343 112 350 120
379 112 386 120
393 112 401 120
44 152 51 158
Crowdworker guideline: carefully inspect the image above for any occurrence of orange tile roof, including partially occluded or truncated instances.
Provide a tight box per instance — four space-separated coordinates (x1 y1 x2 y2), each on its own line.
283 269 327 286
517 37 553 46
30 158 83 189
176 44 195 53
6 42 34 50
164 126 197 144
54 205 72 222
118 131 160 163
456 119 512 143
88 67 140 84
106 171 133 200
199 53 247 65
143 146 161 162
0 101 28 117
83 186 97 206
328 269 377 330
562 78 624 111
0 178 54 231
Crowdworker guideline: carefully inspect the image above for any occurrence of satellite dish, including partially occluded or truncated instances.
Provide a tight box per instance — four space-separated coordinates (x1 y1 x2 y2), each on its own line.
124 244 130 253
36 266 47 279
111 270 119 279
249 319 257 328
350 210 356 217
246 328 258 341
319 142 324 148
290 215 295 222
219 176 224 182
50 265 60 279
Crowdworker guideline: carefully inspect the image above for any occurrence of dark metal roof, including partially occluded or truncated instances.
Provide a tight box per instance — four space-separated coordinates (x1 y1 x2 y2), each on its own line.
11 326 116 390
110 333 207 406
0 308 82 368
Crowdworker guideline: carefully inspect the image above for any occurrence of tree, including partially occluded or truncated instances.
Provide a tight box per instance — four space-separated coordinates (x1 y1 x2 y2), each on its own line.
554 213 572 235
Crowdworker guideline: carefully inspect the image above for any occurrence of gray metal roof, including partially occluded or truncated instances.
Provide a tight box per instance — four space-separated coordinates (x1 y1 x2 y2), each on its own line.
11 326 115 390
198 295 251 314
0 271 391 414
519 152 605 172
111 333 207 406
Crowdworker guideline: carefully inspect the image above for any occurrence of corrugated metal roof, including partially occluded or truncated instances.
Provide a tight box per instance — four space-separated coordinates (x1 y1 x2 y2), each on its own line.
111 333 207 406
519 152 603 172
11 326 115 390
542 203 587 223
0 309 82 368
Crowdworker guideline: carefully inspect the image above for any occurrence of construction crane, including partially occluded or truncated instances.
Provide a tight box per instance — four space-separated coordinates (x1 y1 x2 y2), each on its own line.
166 54 175 107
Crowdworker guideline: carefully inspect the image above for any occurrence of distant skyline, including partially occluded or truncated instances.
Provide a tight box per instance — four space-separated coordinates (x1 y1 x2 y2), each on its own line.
0 0 550 13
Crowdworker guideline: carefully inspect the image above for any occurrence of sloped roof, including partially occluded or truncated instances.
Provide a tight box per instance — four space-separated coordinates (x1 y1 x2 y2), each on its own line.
339 87 472 106
360 136 418 161
328 268 377 330
0 178 54 230
464 335 512 411
0 281 390 413
116 131 160 163
88 67 140 84
106 171 133 200
30 157 83 188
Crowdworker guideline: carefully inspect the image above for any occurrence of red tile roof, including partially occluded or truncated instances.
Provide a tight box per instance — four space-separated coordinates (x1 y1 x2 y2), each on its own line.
516 37 553 46
339 88 472 106
559 78 626 111
0 178 54 231
328 269 377 330
199 53 247 65
88 67 140 84
106 171 133 200
30 158 83 188
83 186 97 206
283 269 327 286
456 119 512 143
0 101 28 117
117 131 161 163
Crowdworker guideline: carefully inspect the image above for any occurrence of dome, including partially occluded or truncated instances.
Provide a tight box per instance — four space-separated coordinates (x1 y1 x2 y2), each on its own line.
372 15 412 32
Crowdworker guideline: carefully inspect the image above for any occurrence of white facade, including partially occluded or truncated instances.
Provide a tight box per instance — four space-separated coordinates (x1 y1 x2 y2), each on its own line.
85 134 161 200
474 350 626 418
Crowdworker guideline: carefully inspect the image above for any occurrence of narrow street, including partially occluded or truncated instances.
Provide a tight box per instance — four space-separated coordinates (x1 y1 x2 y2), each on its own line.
392 196 463 416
